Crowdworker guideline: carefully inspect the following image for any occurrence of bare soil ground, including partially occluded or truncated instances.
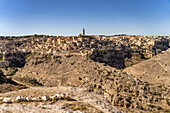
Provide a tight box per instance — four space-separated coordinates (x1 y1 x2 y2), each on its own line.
0 86 121 113
124 49 170 87
0 53 169 112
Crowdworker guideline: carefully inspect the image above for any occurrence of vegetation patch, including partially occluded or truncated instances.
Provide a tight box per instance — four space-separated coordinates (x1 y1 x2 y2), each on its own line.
6 68 18 76
166 98 170 106
0 54 3 61
64 102 103 113
14 76 43 86
156 106 162 110
24 53 33 59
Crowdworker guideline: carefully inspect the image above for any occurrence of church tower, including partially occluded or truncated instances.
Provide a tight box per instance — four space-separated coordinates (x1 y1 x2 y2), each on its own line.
83 28 85 36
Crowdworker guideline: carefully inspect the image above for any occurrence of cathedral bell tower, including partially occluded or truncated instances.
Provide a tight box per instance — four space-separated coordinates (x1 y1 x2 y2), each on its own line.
83 28 85 36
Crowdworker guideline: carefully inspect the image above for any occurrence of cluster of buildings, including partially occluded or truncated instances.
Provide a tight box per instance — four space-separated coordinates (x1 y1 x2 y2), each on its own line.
16 29 170 59
0 29 169 68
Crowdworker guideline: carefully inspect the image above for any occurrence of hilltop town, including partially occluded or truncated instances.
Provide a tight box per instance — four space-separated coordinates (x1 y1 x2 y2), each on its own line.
0 31 169 69
0 30 169 112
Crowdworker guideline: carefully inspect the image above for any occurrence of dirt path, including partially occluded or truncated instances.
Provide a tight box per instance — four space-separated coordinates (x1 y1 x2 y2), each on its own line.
6 76 32 88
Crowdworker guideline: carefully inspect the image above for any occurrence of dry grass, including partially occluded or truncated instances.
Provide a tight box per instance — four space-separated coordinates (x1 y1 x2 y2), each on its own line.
0 86 119 112
0 83 27 94
13 76 43 87
64 102 103 113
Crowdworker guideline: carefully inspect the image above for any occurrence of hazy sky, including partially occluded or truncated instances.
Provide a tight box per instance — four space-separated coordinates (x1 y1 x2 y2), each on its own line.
0 0 170 36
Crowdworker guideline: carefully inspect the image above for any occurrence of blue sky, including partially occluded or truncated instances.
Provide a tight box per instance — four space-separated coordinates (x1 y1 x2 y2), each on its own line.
0 0 170 36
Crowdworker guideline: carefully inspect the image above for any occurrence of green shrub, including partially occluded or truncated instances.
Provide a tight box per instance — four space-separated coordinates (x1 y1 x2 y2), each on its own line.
78 77 82 81
148 104 156 108
106 71 111 76
6 68 18 76
142 94 147 98
156 106 162 110
0 54 3 61
139 106 144 110
164 109 170 112
49 53 53 56
25 53 32 59
166 99 170 106
135 90 139 96
157 85 163 88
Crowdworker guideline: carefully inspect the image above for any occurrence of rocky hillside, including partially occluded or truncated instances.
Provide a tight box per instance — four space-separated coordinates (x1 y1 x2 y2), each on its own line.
11 53 170 112
0 36 169 112
0 70 26 94
124 48 170 87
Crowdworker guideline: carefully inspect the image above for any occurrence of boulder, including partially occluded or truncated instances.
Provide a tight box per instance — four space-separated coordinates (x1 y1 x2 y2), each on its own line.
41 95 50 101
25 96 32 102
3 97 12 103
60 93 69 99
0 97 3 101
16 96 26 102
31 97 41 102
50 94 61 101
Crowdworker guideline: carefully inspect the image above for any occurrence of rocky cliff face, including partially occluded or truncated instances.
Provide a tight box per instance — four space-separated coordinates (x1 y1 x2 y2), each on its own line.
3 52 26 68
90 46 131 69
